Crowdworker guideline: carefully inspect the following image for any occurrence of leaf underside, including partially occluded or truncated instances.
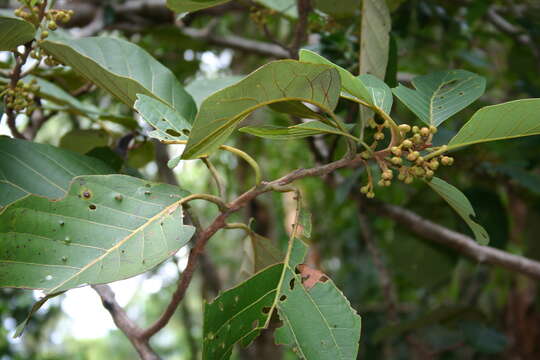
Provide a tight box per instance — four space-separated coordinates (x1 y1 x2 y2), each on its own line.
41 33 196 122
182 60 341 159
0 174 195 294
0 15 35 51
239 121 354 140
393 70 485 127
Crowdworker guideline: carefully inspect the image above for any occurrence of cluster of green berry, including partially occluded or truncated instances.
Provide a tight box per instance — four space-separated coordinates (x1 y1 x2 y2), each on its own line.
2 79 40 115
360 123 454 198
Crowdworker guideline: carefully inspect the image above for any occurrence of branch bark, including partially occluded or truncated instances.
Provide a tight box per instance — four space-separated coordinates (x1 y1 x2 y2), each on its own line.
370 201 540 281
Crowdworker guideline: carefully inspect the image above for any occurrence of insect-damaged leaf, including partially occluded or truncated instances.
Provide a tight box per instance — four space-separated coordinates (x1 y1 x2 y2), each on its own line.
202 238 361 360
135 94 192 142
0 174 195 293
0 12 35 51
426 177 489 245
0 137 114 208
182 60 341 159
448 99 540 150
40 33 196 122
393 70 485 127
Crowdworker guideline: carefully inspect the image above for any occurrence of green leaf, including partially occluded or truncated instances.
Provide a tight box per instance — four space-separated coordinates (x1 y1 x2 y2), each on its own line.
274 239 361 360
268 101 327 121
358 74 393 115
426 177 489 245
299 49 373 104
239 121 354 140
0 137 114 208
0 14 35 51
59 129 110 154
134 94 192 142
392 70 486 127
359 0 390 80
0 174 195 293
203 238 361 360
250 232 284 273
166 0 230 13
40 33 196 122
182 60 341 159
186 75 245 107
447 99 540 150
203 263 284 359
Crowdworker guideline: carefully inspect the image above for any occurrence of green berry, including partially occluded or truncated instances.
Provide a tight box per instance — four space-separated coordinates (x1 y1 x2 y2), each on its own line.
398 124 411 133
366 191 375 199
48 21 57 30
374 132 385 141
402 139 413 148
412 126 419 133
429 126 437 134
391 146 402 156
382 169 393 180
407 151 419 161
441 156 453 166
420 127 430 137
391 157 402 165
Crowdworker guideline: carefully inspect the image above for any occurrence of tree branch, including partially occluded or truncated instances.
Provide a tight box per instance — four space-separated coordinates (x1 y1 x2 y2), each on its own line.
92 285 160 360
370 201 540 281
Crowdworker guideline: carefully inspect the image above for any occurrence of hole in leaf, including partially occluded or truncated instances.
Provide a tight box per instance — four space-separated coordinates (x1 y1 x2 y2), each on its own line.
459 91 464 96
262 306 271 314
89 204 97 210
145 183 152 188
289 278 295 290
279 295 287 302
182 129 190 136
166 129 181 137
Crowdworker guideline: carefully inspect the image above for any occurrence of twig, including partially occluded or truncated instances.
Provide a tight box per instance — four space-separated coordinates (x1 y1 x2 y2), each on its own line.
289 0 312 58
202 157 225 198
92 285 160 360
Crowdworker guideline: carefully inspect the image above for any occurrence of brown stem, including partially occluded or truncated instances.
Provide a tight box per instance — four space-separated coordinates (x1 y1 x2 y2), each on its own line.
289 0 312 58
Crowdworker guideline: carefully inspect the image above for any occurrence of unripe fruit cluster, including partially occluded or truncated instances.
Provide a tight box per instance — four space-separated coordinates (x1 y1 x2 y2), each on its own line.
14 1 73 28
360 123 455 198
2 79 39 114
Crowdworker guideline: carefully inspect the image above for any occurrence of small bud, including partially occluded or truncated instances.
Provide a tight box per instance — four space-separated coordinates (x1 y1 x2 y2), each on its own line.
428 159 439 170
398 172 406 181
441 156 453 166
429 126 437 134
391 146 402 156
404 175 414 184
383 180 392 186
415 156 424 165
412 126 419 133
402 139 413 148
407 151 419 162
374 132 385 141
361 151 371 160
412 134 422 144
426 169 434 178
413 167 425 177
41 30 49 39
360 185 369 194
391 157 402 165
398 124 411 133
382 169 393 180
420 127 430 137
366 191 375 199
48 20 57 30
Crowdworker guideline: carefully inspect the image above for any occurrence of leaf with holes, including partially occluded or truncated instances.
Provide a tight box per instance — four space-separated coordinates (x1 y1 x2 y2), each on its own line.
0 13 35 51
134 94 192 142
203 237 361 360
274 238 361 360
426 177 489 245
0 137 114 208
0 174 195 293
447 99 540 150
40 33 196 122
182 60 341 159
239 121 355 140
299 49 373 105
393 70 486 127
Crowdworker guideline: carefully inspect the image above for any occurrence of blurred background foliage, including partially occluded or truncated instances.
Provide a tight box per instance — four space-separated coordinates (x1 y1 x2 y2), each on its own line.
1 0 540 359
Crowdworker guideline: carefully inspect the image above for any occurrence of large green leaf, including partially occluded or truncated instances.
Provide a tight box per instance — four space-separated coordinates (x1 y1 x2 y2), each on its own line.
40 33 196 122
0 14 35 51
426 177 489 245
299 49 373 104
0 137 114 208
186 75 245 107
134 94 192 142
448 99 540 149
203 238 361 360
239 121 354 140
0 174 195 293
182 60 341 159
392 70 486 127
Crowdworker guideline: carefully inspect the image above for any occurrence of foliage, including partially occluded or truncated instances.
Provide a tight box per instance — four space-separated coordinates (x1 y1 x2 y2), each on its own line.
1 0 540 359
